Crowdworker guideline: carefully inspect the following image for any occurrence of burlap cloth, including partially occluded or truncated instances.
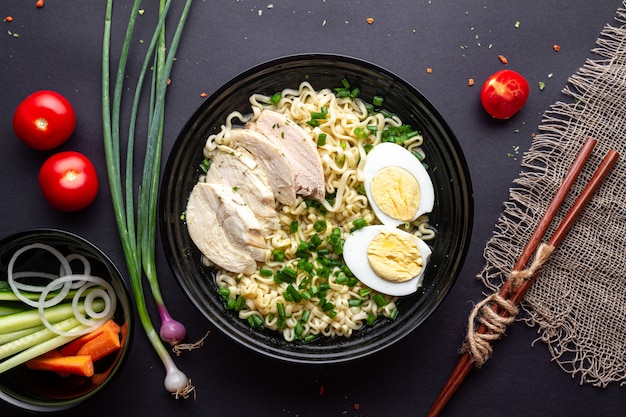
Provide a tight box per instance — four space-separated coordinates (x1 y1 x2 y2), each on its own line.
478 4 626 387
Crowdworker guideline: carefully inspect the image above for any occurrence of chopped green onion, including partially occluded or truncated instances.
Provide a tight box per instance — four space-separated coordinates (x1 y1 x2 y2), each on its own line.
316 266 330 279
296 240 310 258
233 295 246 311
247 315 259 328
272 249 285 262
309 233 322 248
349 299 363 307
277 317 287 330
373 294 388 307
317 133 327 146
199 158 211 173
289 221 299 234
259 268 273 277
297 260 314 275
354 127 368 139
270 92 281 105
277 302 287 318
373 95 384 107
346 277 359 287
352 217 368 231
310 107 328 119
313 219 327 232
295 322 304 337
286 284 302 303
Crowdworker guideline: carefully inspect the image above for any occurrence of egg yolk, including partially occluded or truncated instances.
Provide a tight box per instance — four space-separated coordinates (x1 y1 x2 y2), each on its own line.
370 166 420 222
367 230 424 282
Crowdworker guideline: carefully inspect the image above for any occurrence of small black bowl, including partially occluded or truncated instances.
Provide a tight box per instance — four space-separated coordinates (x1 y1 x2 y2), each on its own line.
159 54 473 364
0 229 133 412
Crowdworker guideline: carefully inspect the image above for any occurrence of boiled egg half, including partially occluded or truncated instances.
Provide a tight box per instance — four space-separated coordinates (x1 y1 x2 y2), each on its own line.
342 142 435 296
343 225 432 296
363 142 435 227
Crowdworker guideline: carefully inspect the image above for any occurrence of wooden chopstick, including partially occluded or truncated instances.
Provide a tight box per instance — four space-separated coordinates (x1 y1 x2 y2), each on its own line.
427 139 619 417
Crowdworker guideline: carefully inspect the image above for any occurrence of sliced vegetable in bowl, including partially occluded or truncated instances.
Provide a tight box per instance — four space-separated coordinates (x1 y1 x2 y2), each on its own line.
0 229 133 413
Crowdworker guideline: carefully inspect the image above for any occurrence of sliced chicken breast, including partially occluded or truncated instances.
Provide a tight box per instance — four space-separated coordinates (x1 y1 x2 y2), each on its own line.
248 109 325 201
229 128 297 206
205 145 280 234
186 182 266 275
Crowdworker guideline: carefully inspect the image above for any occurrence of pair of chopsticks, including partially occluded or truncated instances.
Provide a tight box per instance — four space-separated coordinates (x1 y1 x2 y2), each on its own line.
427 137 619 417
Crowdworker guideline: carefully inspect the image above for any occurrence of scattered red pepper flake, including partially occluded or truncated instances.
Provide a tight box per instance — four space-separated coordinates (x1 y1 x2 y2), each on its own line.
468 78 475 86
4 16 13 22
36 0 45 8
498 54 508 64
200 92 207 98
426 67 433 73
354 403 360 410
366 17 374 24
167 78 172 86
319 385 325 395
553 44 561 52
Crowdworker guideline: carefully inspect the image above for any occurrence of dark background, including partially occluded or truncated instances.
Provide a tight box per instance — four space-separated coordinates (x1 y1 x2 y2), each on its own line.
1 1 625 416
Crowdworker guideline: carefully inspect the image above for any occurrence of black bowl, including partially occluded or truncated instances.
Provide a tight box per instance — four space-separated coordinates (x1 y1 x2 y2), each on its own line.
159 54 473 364
0 229 133 412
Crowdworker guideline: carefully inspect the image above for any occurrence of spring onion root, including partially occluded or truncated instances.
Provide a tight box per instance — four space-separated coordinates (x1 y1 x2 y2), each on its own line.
102 0 194 396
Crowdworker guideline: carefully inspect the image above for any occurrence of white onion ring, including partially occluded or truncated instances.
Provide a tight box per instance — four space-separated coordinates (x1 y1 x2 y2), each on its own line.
38 274 116 337
7 243 73 308
6 243 118 337
65 253 92 288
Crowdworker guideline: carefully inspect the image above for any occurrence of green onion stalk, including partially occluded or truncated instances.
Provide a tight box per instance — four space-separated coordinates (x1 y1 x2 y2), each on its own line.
102 0 194 396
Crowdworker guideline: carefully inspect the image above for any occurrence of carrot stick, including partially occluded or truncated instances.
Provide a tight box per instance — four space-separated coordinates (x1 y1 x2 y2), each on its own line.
75 330 121 361
59 319 121 356
26 354 94 377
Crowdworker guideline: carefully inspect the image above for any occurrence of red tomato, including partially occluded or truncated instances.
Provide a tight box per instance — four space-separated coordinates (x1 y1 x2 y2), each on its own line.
38 151 99 212
13 90 76 150
480 70 530 119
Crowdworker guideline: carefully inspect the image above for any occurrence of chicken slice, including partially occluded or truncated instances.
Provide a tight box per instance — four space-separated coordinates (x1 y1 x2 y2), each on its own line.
248 109 325 201
186 182 266 275
230 128 297 205
205 145 280 234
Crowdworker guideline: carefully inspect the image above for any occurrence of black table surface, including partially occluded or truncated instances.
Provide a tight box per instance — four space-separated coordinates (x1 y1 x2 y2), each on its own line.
2 1 625 416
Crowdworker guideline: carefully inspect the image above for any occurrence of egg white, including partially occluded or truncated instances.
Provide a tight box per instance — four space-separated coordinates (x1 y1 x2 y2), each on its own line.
363 142 435 227
343 225 432 296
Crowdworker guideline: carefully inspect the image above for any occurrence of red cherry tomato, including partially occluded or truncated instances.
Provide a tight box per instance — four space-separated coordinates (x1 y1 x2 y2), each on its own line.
38 151 99 212
480 69 530 119
13 90 76 150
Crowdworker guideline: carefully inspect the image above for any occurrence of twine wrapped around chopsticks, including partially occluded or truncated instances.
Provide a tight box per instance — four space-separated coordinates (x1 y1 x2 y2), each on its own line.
427 137 619 417
463 242 555 367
